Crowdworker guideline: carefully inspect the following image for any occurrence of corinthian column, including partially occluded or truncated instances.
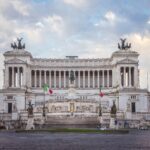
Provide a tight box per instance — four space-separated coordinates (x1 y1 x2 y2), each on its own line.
83 70 85 88
35 70 37 87
17 67 20 87
39 70 41 88
59 71 61 88
129 67 131 87
49 70 51 88
102 70 104 87
107 70 109 87
78 71 80 88
88 70 90 88
54 70 56 88
124 67 126 87
64 70 66 88
97 70 100 88
93 70 95 88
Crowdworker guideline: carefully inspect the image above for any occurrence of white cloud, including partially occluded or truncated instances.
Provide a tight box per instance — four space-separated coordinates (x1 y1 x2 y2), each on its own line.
36 22 44 28
105 11 116 22
0 0 30 16
94 11 127 27
147 20 150 24
10 0 30 16
63 0 88 8
43 15 65 35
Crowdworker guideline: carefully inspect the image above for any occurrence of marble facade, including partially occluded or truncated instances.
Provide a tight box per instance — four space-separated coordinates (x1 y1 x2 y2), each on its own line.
0 39 150 126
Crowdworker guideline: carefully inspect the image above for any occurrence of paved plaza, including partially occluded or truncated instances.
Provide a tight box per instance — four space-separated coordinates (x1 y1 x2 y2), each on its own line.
0 130 150 150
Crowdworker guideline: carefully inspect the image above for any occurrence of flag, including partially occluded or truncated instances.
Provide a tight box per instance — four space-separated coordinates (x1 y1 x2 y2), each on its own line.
43 84 53 95
49 89 53 95
43 84 49 92
99 85 104 97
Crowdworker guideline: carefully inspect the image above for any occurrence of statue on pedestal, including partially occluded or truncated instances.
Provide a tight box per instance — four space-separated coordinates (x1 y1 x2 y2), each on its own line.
69 70 75 84
27 101 33 117
110 101 117 118
109 101 117 129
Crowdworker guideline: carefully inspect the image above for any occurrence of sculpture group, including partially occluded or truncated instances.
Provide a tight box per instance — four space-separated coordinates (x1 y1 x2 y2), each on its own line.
11 38 25 50
118 38 131 50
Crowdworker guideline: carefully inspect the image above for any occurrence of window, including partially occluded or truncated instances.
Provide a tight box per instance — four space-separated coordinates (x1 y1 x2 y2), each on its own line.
131 102 136 113
131 95 136 99
7 96 13 99
8 103 12 113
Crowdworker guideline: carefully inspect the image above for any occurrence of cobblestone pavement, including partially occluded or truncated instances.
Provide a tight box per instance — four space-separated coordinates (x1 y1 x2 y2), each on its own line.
0 130 150 150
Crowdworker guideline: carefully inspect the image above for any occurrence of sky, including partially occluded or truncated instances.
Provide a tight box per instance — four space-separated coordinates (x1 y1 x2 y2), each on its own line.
0 0 150 89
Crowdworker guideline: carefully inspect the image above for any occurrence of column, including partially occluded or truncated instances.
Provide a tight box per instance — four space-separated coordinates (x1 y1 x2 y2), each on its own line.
34 70 37 87
123 67 126 87
107 70 109 87
39 70 41 88
12 67 14 87
49 70 51 88
97 70 100 88
128 67 131 87
54 70 56 88
6 66 9 88
59 71 61 88
64 70 66 88
17 67 19 87
23 67 26 87
93 70 95 88
83 70 85 88
134 67 137 87
68 71 70 85
102 70 104 87
88 70 90 88
78 71 80 88
44 70 46 84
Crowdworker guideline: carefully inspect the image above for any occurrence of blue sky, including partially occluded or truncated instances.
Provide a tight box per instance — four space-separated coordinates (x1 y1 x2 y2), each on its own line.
0 0 150 89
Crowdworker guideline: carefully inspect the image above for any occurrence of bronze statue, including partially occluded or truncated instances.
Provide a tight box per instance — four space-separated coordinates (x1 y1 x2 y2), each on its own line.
27 101 33 117
110 101 117 117
118 38 131 50
69 70 75 84
11 38 25 50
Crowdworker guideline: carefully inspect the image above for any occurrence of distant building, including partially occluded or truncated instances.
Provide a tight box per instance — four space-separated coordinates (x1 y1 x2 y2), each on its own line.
0 38 150 127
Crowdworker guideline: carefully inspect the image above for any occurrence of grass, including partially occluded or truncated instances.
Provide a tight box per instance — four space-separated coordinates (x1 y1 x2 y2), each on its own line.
16 128 129 134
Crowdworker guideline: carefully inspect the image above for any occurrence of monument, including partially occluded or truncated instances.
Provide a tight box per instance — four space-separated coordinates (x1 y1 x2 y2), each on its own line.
109 101 117 129
67 70 78 100
0 38 150 128
26 102 35 130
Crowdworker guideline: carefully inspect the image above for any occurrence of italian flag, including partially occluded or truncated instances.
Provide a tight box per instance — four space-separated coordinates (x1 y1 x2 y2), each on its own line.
43 84 53 95
99 85 104 97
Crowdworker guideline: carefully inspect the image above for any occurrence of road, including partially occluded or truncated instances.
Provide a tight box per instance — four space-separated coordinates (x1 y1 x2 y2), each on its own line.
0 130 150 150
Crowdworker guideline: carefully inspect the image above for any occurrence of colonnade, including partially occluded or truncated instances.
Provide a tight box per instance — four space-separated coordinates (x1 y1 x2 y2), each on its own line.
8 67 23 87
31 70 113 89
120 67 135 87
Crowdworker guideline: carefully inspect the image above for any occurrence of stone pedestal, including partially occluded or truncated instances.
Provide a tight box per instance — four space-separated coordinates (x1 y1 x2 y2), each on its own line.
67 83 78 100
109 117 116 129
26 117 35 130
12 112 18 120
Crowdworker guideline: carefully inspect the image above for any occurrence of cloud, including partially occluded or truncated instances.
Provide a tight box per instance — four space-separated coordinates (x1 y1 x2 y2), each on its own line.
43 15 65 36
147 20 150 24
10 0 31 16
63 0 88 8
105 11 116 22
94 11 126 27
